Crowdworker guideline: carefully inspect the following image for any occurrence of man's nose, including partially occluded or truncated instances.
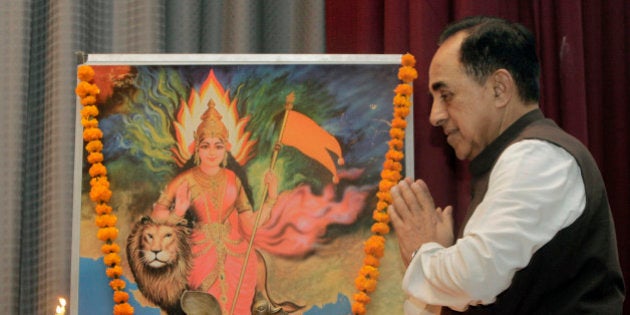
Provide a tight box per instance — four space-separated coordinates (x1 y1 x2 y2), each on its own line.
429 101 447 127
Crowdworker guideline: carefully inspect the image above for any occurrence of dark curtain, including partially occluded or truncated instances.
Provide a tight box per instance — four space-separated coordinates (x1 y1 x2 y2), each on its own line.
326 0 629 312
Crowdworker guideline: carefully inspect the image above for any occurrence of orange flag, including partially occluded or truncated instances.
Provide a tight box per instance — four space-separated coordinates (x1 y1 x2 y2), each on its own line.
280 111 345 183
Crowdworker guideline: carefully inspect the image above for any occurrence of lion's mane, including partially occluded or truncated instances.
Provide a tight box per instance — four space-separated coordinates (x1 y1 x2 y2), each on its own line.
126 216 192 314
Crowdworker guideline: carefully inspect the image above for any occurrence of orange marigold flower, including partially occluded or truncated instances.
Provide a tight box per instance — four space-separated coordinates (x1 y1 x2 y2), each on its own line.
371 222 390 235
372 210 390 224
85 140 103 153
89 163 108 177
393 94 408 106
77 65 95 82
75 81 93 98
87 152 104 164
401 53 417 67
109 278 126 290
388 138 404 150
359 265 380 279
381 169 401 182
81 117 99 128
95 203 113 215
394 83 413 96
83 127 103 142
375 201 389 211
364 235 385 258
90 176 110 187
363 254 380 267
392 117 407 129
376 191 392 203
104 252 121 267
389 128 405 140
383 159 402 172
351 301 366 315
113 291 130 303
353 291 371 304
102 243 121 254
81 105 99 118
97 227 119 242
378 179 395 193
106 265 124 278
385 149 404 161
80 95 97 106
95 214 118 228
394 106 411 118
90 184 112 203
398 66 418 82
113 303 134 315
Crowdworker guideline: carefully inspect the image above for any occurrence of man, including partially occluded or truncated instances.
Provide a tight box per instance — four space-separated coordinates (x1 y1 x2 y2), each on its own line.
388 16 625 314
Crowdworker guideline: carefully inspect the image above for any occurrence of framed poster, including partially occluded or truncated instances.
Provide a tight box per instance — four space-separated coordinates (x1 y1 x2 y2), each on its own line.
72 54 414 315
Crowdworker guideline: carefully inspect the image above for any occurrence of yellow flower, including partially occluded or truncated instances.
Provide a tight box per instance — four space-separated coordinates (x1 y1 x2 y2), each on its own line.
77 65 96 82
95 214 118 228
81 117 99 128
87 152 104 164
398 66 418 82
83 127 103 142
81 105 99 118
109 278 126 290
376 191 392 203
371 222 390 235
401 53 416 67
106 265 124 278
101 243 121 254
95 204 113 215
378 179 395 193
389 127 405 140
364 235 385 258
103 252 121 266
90 184 112 203
394 83 413 96
359 265 380 279
388 138 404 150
385 149 404 161
351 302 366 315
393 94 408 106
394 106 411 118
89 163 108 177
113 303 134 315
382 159 402 172
363 254 380 267
113 291 130 303
85 140 103 153
90 176 110 187
372 211 390 224
80 95 97 106
97 227 119 242
391 117 407 129
354 291 371 304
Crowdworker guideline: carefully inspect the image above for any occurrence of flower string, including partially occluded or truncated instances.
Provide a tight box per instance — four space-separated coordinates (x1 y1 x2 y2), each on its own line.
351 53 417 315
76 65 134 315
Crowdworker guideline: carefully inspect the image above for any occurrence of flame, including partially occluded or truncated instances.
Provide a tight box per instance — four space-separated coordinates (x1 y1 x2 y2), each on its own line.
172 70 256 167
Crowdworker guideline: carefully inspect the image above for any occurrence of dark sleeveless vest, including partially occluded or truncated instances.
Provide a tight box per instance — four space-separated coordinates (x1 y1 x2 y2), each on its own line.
443 109 624 314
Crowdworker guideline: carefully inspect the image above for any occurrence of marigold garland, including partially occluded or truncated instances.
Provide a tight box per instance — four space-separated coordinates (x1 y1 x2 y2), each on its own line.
351 53 417 315
76 64 134 315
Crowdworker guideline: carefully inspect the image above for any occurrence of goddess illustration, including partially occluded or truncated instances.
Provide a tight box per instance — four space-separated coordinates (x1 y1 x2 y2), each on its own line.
125 69 370 315
147 99 288 315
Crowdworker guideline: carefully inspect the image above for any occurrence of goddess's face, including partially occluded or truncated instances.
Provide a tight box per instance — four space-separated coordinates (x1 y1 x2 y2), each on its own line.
197 137 226 167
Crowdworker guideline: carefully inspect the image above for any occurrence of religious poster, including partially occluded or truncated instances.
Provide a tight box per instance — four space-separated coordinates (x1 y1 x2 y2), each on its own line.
72 54 414 315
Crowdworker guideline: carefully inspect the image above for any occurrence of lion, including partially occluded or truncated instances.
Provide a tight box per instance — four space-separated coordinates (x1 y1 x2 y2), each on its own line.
126 216 192 315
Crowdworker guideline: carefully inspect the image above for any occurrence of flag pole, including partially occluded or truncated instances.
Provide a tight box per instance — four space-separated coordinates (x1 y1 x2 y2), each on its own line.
231 92 294 314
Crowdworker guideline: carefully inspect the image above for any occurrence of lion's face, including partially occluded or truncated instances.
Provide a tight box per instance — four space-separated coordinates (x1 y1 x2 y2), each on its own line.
140 223 180 268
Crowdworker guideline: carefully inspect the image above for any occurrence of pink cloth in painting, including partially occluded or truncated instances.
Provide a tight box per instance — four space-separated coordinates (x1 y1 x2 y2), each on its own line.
184 168 257 315
254 180 370 257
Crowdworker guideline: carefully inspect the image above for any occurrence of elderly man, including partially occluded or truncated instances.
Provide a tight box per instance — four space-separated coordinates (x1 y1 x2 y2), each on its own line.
388 16 625 314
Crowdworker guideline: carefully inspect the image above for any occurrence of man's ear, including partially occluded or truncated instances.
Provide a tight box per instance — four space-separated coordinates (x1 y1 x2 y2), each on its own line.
491 69 514 108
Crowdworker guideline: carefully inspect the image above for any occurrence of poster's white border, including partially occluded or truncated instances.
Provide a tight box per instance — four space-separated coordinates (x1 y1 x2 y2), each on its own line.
71 54 415 314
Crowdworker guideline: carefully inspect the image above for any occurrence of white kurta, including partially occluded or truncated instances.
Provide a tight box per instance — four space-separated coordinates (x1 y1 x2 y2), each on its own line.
403 139 586 314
